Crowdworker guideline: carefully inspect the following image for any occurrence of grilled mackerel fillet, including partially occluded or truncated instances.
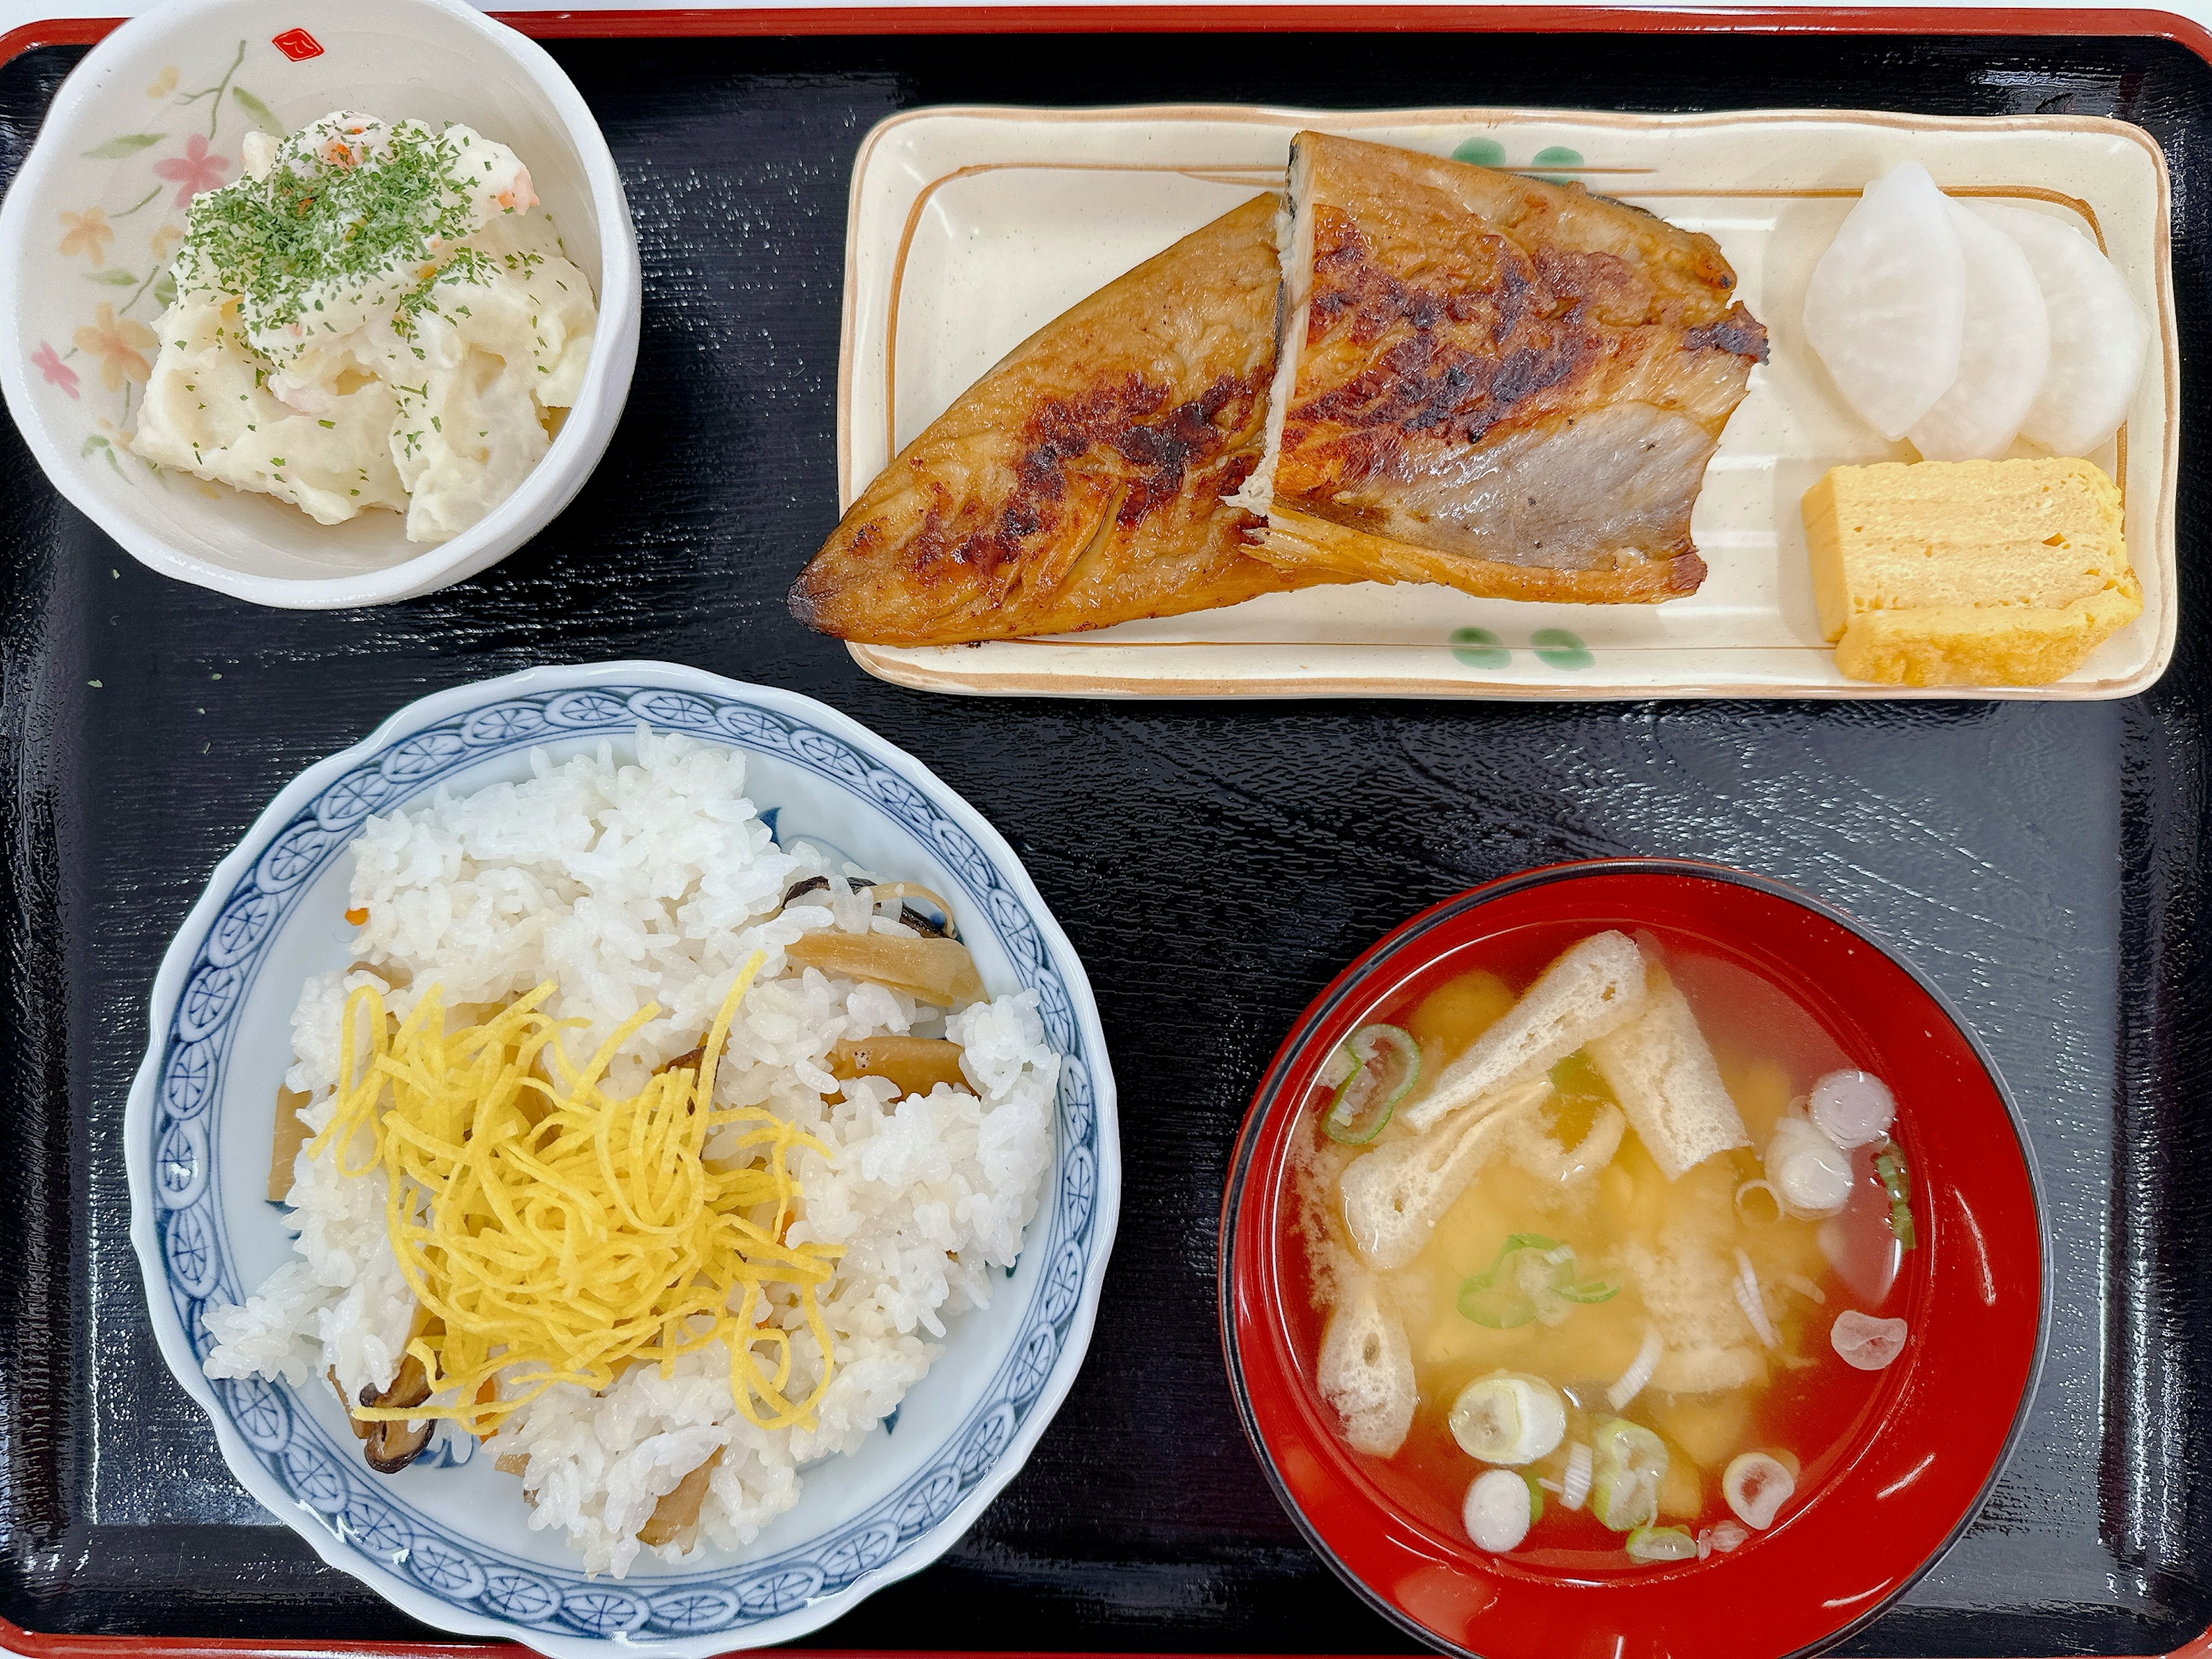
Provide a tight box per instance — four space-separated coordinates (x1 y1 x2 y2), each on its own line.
792 194 1343 646
1236 132 1770 604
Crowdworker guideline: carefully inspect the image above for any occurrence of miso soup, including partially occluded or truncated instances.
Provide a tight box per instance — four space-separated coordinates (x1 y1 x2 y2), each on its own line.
1293 927 1915 1570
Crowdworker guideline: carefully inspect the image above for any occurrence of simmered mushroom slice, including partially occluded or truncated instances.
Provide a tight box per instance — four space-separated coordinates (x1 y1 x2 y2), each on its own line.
828 1035 967 1099
778 876 960 939
866 882 959 940
638 1447 724 1550
358 1351 435 1474
270 1088 314 1202
364 1419 434 1474
778 874 854 907
329 1367 373 1442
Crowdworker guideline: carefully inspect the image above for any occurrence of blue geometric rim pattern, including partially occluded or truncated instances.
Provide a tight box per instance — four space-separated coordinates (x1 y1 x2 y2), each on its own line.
150 685 1104 1642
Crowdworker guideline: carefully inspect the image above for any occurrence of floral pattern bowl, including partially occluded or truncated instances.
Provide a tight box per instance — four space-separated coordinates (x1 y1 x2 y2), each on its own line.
125 660 1120 1656
0 0 641 608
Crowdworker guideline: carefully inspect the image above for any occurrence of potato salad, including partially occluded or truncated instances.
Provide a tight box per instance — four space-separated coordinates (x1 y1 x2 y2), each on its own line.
128 112 597 543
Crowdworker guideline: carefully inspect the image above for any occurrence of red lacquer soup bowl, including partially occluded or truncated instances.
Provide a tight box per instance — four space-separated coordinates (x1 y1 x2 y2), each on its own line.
1219 859 2046 1659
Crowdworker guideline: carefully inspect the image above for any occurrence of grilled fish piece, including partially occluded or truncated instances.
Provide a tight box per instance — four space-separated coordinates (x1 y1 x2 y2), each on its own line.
1236 132 1770 604
792 194 1344 646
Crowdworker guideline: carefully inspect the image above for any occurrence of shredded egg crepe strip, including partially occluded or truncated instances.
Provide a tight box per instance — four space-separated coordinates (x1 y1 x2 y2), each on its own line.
315 950 845 1438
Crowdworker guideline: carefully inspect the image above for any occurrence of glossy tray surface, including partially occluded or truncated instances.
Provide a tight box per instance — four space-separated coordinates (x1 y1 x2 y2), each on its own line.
2 26 2210 1658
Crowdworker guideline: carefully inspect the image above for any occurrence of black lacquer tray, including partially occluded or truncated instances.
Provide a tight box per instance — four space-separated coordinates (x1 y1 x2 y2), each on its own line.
1 18 2209 1659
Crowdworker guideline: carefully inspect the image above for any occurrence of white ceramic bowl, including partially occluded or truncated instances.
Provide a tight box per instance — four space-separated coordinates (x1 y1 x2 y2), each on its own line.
0 0 641 608
125 662 1120 1656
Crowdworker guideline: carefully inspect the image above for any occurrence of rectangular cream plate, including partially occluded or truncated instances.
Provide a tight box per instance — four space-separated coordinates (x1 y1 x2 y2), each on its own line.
836 105 2177 699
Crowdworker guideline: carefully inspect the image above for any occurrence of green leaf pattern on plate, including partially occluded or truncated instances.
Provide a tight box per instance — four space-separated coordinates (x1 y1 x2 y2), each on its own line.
232 87 283 137
1449 627 1512 669
1532 628 1596 670
84 133 166 160
1455 137 1589 181
1444 627 1597 672
1531 145 1584 184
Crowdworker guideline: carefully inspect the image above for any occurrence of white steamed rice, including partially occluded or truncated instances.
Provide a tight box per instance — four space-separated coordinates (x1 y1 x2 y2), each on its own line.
203 727 1056 1577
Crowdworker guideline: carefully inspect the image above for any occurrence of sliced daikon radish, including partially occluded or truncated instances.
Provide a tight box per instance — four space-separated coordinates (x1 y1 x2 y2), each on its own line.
1975 200 2149 458
1802 161 1966 439
1906 202 2049 460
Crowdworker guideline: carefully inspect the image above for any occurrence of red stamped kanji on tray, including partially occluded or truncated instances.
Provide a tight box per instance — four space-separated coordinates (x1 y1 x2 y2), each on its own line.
270 27 323 61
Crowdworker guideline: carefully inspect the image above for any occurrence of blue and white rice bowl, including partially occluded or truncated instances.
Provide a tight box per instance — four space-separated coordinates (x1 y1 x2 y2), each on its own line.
125 661 1119 1657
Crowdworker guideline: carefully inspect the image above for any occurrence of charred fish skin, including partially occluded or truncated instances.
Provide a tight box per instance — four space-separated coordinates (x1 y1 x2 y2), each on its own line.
791 368 1274 637
1254 131 1770 605
790 193 1349 648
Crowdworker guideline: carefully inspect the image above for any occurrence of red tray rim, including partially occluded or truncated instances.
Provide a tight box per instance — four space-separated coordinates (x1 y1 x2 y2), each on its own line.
3 3 2212 66
1 4 2205 1655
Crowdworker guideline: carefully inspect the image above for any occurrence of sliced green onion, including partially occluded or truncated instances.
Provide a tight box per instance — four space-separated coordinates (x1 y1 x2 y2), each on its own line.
1501 1230 1565 1253
1722 1450 1796 1531
1448 1372 1567 1465
1590 1418 1668 1533
1458 1283 1537 1328
1626 1523 1698 1563
1321 1024 1420 1143
1457 1233 1563 1327
1463 1467 1539 1552
1557 1276 1621 1304
1873 1146 1911 1203
1560 1440 1593 1510
1874 1143 1916 1250
1593 1473 1657 1535
1889 1199 1917 1250
1459 1232 1614 1326
1605 1321 1664 1411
